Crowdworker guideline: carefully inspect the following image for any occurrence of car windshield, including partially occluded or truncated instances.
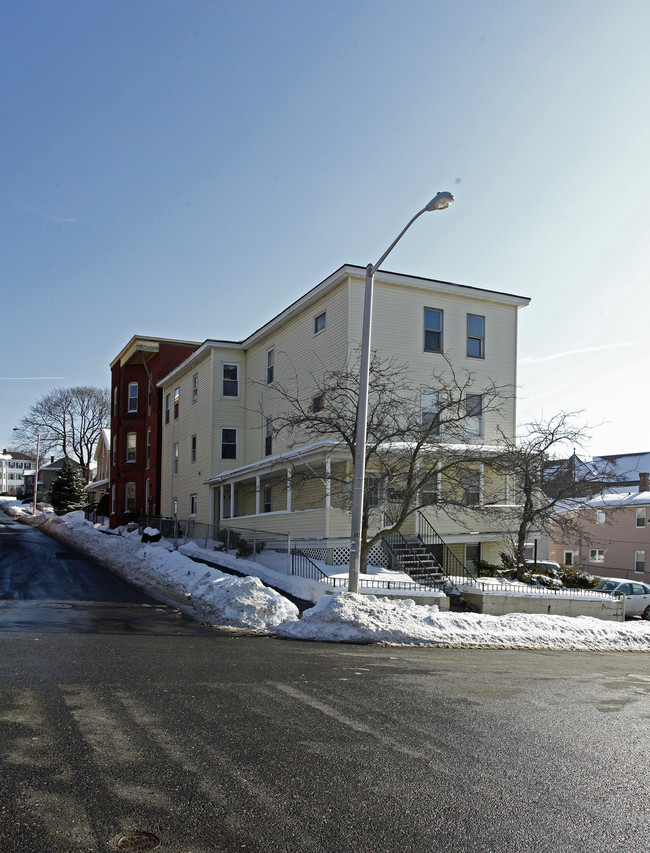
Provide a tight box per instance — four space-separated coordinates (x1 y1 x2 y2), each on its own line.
595 580 619 591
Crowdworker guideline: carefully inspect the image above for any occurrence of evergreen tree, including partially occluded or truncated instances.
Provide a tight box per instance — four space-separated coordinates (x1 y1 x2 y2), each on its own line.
50 458 86 515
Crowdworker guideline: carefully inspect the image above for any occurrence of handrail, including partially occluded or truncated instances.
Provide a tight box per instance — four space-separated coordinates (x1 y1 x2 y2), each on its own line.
290 547 330 582
383 528 446 588
416 511 479 589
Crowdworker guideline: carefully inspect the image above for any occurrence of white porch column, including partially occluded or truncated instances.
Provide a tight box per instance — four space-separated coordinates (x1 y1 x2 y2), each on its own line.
219 485 224 521
230 482 235 518
414 461 420 537
325 456 331 509
255 475 260 515
286 467 292 512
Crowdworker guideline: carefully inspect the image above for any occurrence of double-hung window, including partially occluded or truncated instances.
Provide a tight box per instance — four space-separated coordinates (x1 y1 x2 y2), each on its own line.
191 434 197 463
127 382 138 413
464 470 481 506
465 394 484 439
636 508 646 528
264 418 272 457
311 394 325 414
421 390 441 437
314 312 326 334
467 314 485 359
266 349 274 385
263 483 272 513
126 432 136 462
424 308 443 353
113 387 118 417
165 394 170 424
596 510 606 524
173 442 179 475
146 429 151 467
192 374 198 403
221 428 237 460
125 483 136 512
173 387 180 420
635 551 646 572
189 494 197 517
222 364 239 397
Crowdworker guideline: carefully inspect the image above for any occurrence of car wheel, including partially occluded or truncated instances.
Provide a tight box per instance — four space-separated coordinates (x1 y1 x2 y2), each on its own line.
643 606 650 621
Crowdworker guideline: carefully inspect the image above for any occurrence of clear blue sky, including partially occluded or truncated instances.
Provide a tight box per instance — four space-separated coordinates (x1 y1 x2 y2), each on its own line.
2 0 649 458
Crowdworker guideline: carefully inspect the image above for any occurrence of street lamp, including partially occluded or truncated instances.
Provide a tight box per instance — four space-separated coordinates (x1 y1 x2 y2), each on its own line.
348 191 454 593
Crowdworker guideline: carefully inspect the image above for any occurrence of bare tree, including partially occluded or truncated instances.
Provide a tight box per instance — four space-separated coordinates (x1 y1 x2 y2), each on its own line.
256 352 513 573
17 386 110 478
491 412 615 579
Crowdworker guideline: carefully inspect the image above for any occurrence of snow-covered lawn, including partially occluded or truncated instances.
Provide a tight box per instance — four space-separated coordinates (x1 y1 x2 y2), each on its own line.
2 498 650 651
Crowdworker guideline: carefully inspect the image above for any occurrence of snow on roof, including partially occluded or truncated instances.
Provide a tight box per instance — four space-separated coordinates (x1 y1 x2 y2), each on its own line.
593 452 650 482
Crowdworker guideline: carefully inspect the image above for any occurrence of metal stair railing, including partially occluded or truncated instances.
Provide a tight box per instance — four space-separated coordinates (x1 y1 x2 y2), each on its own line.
383 529 446 588
416 511 478 590
290 547 331 583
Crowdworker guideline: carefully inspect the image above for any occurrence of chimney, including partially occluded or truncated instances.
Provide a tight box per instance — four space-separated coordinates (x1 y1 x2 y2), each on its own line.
639 473 649 493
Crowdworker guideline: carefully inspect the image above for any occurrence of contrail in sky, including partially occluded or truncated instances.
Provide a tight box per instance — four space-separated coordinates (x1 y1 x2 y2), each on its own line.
518 342 630 366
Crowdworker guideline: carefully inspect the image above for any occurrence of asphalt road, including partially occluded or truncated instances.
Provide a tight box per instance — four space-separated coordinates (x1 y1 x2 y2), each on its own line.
1 509 650 853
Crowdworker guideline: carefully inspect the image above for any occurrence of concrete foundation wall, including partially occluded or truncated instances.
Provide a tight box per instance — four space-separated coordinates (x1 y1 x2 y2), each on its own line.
461 591 623 621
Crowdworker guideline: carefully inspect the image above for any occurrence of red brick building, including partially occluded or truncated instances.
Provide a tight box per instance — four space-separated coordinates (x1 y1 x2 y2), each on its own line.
109 336 200 528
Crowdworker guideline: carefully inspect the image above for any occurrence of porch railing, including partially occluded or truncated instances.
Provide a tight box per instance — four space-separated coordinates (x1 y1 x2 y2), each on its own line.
416 511 479 589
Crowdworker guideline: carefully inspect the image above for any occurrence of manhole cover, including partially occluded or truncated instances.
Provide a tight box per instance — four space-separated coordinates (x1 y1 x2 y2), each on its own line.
114 831 161 851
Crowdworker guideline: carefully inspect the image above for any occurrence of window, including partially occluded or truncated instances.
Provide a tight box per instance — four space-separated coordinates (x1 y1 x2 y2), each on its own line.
464 470 481 506
589 549 605 563
465 394 484 438
127 382 138 413
266 349 274 385
264 418 272 457
147 382 152 414
145 478 150 506
596 510 606 524
191 434 197 463
189 494 197 517
173 387 180 420
173 497 178 517
365 477 382 508
222 364 239 397
125 482 136 513
424 308 443 353
126 432 136 462
192 373 198 403
465 543 481 572
311 394 325 414
113 387 118 417
314 312 326 334
111 485 116 514
221 428 237 460
112 436 117 465
421 390 441 436
467 314 485 359
563 551 574 566
635 550 646 572
173 442 179 475
146 428 151 467
421 471 440 506
263 483 272 513
165 393 170 424
636 508 646 528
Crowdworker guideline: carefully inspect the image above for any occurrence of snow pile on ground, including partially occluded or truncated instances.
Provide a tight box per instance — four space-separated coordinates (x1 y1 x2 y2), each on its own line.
11 508 298 633
275 592 650 651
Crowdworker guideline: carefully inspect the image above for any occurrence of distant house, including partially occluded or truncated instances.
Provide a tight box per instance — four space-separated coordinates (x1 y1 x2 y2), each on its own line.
23 456 85 504
86 428 111 512
550 472 650 584
109 336 200 527
0 449 36 498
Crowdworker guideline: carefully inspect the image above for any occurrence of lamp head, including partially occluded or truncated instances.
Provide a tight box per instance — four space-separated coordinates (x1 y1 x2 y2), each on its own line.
425 191 454 211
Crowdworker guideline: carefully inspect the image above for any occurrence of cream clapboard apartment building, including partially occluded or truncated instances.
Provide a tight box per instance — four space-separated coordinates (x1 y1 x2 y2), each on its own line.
159 265 530 567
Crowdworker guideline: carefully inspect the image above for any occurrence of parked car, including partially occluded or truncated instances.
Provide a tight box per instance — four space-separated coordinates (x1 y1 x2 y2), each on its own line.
594 579 650 619
525 560 561 571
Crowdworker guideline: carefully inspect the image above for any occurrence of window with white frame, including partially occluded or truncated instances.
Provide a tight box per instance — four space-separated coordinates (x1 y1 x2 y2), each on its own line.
421 390 441 436
126 432 136 462
636 508 646 528
596 510 606 523
191 434 197 463
189 494 197 517
467 314 485 359
421 470 440 506
635 550 645 572
173 442 179 475
192 373 198 403
264 418 272 457
146 428 151 467
221 428 237 460
266 349 274 384
127 382 138 413
589 549 605 562
222 364 239 397
125 482 136 512
465 394 484 438
563 551 574 566
424 308 443 353
165 393 170 424
173 387 180 420
314 312 326 334
464 469 481 506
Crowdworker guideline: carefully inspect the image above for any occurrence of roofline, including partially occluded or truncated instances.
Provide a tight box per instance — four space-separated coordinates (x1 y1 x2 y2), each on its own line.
158 338 243 388
110 335 202 369
242 264 530 348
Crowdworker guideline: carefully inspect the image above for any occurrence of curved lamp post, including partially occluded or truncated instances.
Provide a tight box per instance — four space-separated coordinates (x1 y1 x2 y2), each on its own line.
348 191 454 593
